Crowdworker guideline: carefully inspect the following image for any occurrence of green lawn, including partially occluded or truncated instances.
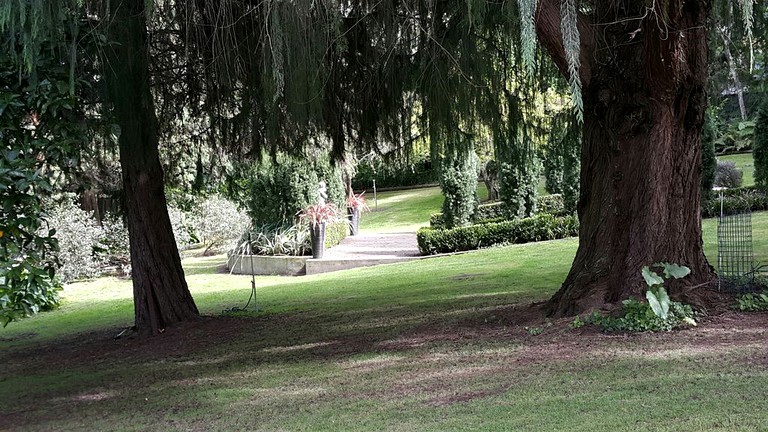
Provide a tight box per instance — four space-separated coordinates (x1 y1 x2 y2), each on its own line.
362 183 489 233
2 213 768 431
719 152 754 187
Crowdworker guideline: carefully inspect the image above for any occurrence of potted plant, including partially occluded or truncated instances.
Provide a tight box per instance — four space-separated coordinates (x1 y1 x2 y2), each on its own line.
299 203 339 259
346 192 370 236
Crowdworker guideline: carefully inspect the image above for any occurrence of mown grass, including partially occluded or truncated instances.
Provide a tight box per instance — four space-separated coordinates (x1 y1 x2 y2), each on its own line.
362 183 488 233
2 213 768 431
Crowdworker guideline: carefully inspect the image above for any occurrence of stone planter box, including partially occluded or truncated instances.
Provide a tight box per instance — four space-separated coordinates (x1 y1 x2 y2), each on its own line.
227 254 311 276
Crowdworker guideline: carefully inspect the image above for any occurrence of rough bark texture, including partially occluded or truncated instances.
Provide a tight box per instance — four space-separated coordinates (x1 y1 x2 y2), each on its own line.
106 0 200 334
537 0 716 316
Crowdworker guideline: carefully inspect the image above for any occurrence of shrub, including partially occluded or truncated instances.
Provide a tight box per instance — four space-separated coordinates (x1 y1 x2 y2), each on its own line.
754 105 768 190
417 214 578 255
241 154 345 226
430 194 566 228
734 291 768 312
439 150 479 228
45 199 104 283
168 205 197 250
714 160 743 188
196 195 251 254
499 157 541 218
324 219 348 249
537 194 566 216
241 225 311 256
701 186 768 218
98 214 131 276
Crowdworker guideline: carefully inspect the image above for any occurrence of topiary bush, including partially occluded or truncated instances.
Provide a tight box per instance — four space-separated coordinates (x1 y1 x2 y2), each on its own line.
714 160 743 188
438 150 479 228
417 214 578 255
754 105 768 190
498 158 541 218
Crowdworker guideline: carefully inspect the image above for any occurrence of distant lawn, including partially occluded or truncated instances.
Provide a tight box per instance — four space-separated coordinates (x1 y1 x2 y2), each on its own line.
362 183 489 233
719 152 754 187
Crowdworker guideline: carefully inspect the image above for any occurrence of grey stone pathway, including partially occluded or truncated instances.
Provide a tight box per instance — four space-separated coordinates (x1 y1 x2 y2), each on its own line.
305 231 422 274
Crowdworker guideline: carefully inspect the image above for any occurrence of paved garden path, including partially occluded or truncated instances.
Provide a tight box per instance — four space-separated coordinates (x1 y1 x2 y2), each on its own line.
305 231 422 274
323 231 420 259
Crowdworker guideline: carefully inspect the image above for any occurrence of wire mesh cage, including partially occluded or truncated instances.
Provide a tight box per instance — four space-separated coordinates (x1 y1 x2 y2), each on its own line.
716 189 756 292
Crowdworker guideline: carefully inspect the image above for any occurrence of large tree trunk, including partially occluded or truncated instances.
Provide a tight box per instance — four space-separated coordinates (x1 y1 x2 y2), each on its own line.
106 0 200 334
537 0 716 315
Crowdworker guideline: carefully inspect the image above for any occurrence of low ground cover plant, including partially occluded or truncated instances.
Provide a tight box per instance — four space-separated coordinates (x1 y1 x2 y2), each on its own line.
734 291 768 312
586 263 697 332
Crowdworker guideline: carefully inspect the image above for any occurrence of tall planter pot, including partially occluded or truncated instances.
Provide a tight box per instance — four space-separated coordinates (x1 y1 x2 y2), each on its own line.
348 208 361 236
310 222 326 259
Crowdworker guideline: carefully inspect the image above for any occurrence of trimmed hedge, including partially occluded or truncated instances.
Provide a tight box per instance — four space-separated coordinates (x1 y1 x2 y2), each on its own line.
702 186 768 218
430 194 566 228
417 214 579 255
324 219 349 249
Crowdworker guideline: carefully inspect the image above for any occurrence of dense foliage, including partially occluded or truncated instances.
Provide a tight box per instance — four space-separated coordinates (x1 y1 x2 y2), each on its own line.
430 194 566 228
45 199 106 282
352 156 438 190
233 155 345 226
438 150 479 228
196 195 251 255
714 160 743 188
498 157 541 219
542 115 580 213
754 105 768 189
701 113 718 198
0 52 85 325
701 186 768 217
417 214 578 255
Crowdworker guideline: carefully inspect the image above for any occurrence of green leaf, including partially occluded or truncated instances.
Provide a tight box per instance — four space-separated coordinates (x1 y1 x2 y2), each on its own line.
642 266 664 286
659 262 691 279
646 288 669 319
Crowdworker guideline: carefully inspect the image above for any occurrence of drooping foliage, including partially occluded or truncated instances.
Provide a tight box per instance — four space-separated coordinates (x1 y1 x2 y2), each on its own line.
543 112 580 213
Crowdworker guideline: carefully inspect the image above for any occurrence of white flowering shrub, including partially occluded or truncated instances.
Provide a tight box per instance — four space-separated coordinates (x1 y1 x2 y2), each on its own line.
44 199 104 283
168 205 196 250
99 215 131 276
195 195 250 254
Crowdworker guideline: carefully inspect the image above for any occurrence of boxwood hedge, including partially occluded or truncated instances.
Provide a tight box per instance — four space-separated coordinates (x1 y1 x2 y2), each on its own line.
417 213 579 255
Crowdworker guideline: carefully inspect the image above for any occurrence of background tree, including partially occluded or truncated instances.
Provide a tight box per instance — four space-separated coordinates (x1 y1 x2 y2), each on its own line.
755 105 768 190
